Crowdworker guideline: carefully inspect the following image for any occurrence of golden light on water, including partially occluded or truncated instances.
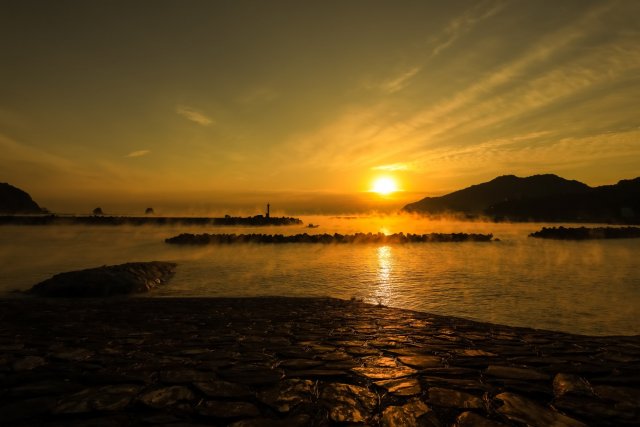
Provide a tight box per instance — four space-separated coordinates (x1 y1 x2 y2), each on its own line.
371 177 398 196
375 245 393 305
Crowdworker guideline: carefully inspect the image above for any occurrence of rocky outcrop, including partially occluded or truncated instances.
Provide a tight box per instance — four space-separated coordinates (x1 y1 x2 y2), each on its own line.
0 183 43 214
28 261 177 297
165 232 495 245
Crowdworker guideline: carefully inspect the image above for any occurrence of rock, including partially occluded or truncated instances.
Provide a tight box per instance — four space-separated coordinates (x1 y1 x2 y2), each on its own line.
228 414 311 427
193 380 253 398
28 261 177 297
398 355 442 368
320 383 377 423
381 398 433 427
257 379 315 412
375 378 422 396
138 385 195 408
428 387 484 409
553 373 594 397
352 365 417 380
594 385 640 407
54 385 141 413
197 400 260 418
455 411 506 427
485 365 549 380
12 356 46 371
494 392 587 427
218 366 283 386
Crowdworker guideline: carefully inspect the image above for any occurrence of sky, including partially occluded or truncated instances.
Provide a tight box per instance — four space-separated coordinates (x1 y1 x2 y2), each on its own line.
1 0 639 214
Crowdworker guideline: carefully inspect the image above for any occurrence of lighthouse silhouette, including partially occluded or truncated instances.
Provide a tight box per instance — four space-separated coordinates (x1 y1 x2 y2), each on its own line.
266 203 270 219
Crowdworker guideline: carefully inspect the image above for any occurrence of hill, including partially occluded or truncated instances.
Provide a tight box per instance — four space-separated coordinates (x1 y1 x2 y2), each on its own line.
403 175 640 223
0 183 43 214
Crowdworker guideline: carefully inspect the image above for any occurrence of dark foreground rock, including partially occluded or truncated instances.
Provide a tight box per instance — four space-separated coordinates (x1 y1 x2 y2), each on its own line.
165 232 494 245
27 261 177 297
529 226 640 240
0 297 638 426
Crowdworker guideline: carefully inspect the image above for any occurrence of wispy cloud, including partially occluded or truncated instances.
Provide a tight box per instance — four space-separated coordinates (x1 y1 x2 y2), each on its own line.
372 163 411 172
125 150 150 158
428 0 506 58
176 105 213 126
380 67 421 94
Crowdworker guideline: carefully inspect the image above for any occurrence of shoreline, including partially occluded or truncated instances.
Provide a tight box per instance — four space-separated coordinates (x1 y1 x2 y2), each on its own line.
1 297 638 426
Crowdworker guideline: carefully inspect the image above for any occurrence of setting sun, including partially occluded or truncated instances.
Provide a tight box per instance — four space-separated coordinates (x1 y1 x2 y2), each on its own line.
371 177 398 195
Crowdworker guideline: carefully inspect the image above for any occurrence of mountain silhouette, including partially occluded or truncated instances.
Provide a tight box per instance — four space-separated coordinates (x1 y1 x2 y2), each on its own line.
0 183 43 214
403 174 640 223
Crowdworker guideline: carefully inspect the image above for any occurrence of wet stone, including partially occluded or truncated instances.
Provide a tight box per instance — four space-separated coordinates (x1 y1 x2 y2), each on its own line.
485 365 549 380
258 379 315 412
139 385 196 408
362 356 399 367
553 373 594 398
352 365 417 380
321 382 377 423
456 349 498 357
593 385 640 407
494 392 587 427
455 411 506 427
160 369 215 384
12 355 47 371
219 366 283 386
193 380 253 398
381 398 432 427
375 378 422 396
428 387 484 409
398 355 442 368
277 358 324 370
54 384 141 414
197 400 260 418
228 414 311 427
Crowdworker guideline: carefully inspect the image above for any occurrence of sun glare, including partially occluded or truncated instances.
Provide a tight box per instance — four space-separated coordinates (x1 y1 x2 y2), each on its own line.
372 177 398 195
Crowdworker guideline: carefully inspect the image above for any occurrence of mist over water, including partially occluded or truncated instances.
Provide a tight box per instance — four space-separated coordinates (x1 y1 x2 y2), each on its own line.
1 215 638 336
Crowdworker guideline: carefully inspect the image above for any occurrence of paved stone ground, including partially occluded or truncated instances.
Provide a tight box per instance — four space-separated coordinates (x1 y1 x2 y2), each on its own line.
0 297 638 426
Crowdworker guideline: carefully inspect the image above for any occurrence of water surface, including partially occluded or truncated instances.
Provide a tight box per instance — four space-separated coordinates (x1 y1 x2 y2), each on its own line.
1 216 638 336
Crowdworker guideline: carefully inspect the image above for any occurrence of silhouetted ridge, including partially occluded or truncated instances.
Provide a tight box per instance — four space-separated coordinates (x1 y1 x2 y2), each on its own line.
403 174 640 223
0 183 43 214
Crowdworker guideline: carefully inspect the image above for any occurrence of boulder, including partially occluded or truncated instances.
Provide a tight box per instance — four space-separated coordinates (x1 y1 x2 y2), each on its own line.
28 262 177 297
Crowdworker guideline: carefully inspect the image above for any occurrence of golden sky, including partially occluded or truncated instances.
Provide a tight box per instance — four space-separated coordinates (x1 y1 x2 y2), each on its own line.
1 0 639 213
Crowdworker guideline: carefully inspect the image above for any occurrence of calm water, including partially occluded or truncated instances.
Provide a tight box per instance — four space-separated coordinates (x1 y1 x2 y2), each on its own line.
1 216 638 336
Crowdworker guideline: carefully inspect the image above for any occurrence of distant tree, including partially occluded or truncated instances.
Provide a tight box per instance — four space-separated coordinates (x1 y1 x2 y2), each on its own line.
93 207 104 216
145 207 154 215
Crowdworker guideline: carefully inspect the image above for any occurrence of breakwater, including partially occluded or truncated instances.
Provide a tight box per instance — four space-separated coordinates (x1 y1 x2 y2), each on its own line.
529 226 640 240
165 232 494 245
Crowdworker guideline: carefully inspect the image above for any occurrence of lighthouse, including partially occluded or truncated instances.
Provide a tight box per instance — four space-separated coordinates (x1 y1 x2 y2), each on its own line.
266 203 270 219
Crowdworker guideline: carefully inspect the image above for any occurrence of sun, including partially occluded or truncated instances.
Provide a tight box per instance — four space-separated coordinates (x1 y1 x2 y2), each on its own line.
371 177 398 195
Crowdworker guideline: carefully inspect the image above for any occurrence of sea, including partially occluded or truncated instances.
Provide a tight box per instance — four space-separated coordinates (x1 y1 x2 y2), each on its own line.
1 215 638 336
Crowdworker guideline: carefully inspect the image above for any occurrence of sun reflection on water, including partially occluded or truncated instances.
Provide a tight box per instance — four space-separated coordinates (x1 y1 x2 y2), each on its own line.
374 245 393 305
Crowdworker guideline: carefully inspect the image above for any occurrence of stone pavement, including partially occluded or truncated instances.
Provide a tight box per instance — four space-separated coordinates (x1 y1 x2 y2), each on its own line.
0 297 638 426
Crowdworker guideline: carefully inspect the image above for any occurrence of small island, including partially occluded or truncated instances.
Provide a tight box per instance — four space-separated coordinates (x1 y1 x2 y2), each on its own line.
165 232 494 245
529 226 640 240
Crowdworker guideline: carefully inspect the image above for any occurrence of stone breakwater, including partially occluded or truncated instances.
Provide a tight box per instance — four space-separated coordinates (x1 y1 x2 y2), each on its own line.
165 232 494 245
529 226 640 240
1 298 638 426
28 262 177 297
